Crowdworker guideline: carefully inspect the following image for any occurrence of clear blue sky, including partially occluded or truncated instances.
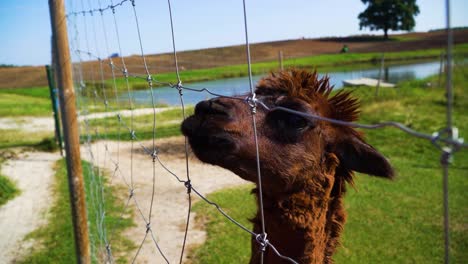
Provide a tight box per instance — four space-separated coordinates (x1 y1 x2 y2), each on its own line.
1 0 466 66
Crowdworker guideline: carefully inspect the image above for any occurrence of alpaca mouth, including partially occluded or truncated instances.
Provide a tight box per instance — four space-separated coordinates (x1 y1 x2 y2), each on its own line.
181 115 237 164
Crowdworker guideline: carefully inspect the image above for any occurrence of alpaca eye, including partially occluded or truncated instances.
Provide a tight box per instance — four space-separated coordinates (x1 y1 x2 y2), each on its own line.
266 110 311 143
269 111 309 131
287 115 308 130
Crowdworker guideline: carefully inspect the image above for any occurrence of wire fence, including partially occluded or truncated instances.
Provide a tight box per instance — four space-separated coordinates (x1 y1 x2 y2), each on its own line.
62 0 466 263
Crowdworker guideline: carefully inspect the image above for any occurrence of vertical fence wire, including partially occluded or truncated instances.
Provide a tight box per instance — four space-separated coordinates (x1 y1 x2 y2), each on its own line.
89 0 107 254
80 1 103 261
241 1 267 262
165 1 193 263
128 0 169 261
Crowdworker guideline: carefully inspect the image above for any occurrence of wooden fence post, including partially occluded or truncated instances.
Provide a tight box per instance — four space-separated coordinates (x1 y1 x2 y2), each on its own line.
48 1 91 263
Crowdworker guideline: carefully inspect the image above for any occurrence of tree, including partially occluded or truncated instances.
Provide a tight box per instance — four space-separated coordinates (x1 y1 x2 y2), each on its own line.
358 0 420 39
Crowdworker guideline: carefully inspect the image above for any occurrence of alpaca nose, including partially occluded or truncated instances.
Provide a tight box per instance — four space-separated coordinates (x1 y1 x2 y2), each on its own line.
195 98 232 117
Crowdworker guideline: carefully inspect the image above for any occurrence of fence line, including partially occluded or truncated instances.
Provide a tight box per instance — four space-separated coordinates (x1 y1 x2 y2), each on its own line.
61 0 465 263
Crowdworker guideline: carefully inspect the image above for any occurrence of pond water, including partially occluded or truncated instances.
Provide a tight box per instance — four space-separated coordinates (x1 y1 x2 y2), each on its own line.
128 60 440 106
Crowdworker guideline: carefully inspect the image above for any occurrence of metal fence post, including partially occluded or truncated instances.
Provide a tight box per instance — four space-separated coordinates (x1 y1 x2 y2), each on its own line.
375 53 385 97
45 65 64 156
438 52 445 88
442 0 454 263
278 50 284 70
48 1 91 263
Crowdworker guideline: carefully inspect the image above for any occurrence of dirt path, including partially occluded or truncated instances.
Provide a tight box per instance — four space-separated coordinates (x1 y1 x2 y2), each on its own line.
0 151 61 264
86 137 249 263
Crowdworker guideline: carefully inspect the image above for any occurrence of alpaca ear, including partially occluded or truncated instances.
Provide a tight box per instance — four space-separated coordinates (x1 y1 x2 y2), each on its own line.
334 136 394 179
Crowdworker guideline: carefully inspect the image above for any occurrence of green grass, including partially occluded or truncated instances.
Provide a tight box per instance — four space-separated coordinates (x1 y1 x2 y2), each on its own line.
0 173 19 207
0 106 192 150
189 65 468 263
0 93 52 117
85 106 195 141
0 129 54 149
189 185 256 264
0 151 20 207
0 86 50 99
0 86 52 117
20 159 135 263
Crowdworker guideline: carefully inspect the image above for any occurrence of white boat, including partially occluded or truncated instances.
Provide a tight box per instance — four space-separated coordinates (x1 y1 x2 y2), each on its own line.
343 78 395 88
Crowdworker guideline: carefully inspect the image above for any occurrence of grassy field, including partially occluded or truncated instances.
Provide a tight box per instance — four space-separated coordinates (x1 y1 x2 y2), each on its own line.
20 160 134 264
0 86 52 117
0 85 52 148
0 130 55 149
188 66 468 263
84 107 194 141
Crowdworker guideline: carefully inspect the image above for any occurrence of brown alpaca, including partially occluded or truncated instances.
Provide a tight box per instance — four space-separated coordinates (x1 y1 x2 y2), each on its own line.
181 69 393 264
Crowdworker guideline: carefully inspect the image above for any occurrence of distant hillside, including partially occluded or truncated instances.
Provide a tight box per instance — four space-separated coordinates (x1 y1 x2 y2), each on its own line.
1 29 467 89
0 64 17 68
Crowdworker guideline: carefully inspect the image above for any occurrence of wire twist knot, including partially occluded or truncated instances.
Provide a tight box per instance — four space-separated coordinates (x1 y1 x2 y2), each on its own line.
246 94 258 114
105 244 112 255
146 75 153 87
172 81 183 95
431 127 465 166
151 149 158 161
431 127 463 156
184 180 192 194
255 233 269 252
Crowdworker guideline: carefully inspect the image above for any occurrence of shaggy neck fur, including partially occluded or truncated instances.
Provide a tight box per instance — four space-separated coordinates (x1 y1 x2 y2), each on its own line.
249 155 348 264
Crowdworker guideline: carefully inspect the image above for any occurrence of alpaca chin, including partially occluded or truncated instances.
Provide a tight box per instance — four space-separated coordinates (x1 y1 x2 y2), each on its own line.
182 116 237 165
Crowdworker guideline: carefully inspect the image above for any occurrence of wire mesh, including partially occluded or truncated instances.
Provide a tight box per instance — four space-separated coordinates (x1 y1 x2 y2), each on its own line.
62 0 465 263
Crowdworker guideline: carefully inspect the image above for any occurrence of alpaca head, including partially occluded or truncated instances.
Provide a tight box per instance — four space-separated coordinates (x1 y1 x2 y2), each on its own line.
182 69 393 195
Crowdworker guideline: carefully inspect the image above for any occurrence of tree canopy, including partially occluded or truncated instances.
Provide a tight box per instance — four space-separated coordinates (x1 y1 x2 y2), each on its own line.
358 0 420 39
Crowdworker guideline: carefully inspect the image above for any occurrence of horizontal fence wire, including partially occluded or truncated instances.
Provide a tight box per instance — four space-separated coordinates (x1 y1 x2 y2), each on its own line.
64 0 464 263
